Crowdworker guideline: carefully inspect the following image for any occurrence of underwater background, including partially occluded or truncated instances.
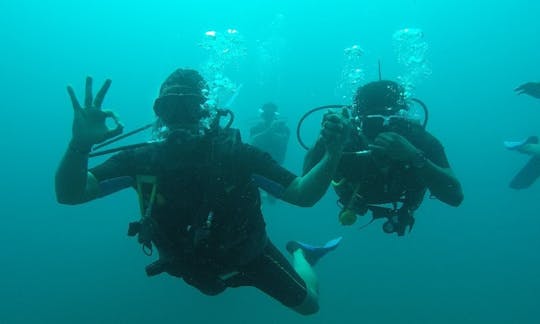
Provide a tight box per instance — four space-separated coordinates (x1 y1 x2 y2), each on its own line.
1 0 539 323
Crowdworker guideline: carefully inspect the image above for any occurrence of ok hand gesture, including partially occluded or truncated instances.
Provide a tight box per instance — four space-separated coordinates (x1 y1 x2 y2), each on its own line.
67 77 124 150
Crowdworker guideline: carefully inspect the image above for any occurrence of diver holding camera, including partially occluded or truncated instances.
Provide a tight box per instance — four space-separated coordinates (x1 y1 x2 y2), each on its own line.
301 80 463 235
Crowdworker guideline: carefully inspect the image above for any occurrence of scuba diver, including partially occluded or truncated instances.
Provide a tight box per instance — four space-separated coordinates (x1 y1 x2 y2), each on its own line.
505 81 540 189
250 102 290 166
55 68 350 315
250 102 291 204
302 80 463 236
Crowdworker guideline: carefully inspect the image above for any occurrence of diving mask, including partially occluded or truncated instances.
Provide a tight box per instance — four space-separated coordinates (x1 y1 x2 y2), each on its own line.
153 94 209 125
359 111 409 138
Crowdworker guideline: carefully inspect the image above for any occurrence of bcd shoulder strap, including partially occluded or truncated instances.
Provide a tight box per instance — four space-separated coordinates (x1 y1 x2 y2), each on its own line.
127 175 158 256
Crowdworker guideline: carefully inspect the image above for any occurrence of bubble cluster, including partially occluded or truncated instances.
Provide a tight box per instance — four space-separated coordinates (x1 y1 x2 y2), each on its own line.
393 28 432 98
199 29 246 108
338 44 366 102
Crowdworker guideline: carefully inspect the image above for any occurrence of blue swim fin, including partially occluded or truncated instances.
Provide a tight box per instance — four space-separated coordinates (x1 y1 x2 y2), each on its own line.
286 237 342 266
510 156 540 189
504 136 539 150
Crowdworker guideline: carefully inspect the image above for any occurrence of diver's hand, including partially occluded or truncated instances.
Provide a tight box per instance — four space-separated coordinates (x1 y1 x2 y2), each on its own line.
320 108 351 155
66 77 124 150
517 143 540 157
369 132 419 162
515 82 540 99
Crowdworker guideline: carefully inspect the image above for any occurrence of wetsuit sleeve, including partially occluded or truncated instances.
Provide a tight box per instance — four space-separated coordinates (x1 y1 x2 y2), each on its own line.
237 143 297 188
89 150 136 182
422 134 450 168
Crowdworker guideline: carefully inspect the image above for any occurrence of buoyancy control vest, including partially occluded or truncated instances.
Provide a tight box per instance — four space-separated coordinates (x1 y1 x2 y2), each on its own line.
128 128 266 276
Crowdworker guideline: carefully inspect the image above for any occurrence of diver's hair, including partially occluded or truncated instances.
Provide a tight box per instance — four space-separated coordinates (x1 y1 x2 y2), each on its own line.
159 68 208 97
353 80 407 116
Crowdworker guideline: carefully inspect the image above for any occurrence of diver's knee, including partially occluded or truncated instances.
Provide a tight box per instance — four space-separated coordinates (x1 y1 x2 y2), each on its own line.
293 302 319 316
291 289 319 315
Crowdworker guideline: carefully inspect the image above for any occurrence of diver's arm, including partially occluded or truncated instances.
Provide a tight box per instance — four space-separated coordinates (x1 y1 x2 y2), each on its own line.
302 138 326 175
283 110 350 207
282 150 342 207
372 131 463 206
250 129 271 142
273 127 290 142
302 110 347 175
56 77 122 205
249 124 262 137
55 141 100 204
416 159 463 207
519 143 540 157
252 121 288 140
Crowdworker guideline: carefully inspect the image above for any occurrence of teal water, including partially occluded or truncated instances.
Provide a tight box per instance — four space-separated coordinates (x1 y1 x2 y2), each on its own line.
1 0 539 323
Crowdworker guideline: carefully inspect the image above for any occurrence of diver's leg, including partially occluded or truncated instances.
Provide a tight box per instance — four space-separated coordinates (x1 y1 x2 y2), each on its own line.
286 236 343 314
227 241 318 315
225 238 340 315
289 248 320 315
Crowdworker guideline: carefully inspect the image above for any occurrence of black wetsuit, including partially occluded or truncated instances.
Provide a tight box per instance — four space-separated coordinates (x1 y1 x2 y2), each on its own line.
90 130 307 307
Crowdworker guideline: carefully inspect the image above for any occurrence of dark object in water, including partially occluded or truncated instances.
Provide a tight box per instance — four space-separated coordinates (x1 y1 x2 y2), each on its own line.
510 156 540 189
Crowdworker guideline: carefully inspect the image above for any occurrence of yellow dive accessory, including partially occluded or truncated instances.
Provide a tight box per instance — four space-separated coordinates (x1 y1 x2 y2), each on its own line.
339 208 358 225
332 179 361 226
